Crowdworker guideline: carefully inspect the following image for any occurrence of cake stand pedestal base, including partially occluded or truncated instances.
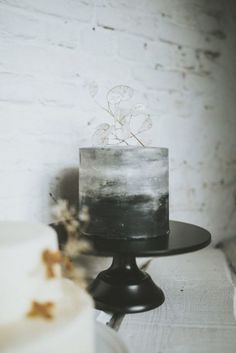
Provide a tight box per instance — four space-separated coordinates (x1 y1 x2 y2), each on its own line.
88 255 164 313
53 221 211 314
85 221 211 314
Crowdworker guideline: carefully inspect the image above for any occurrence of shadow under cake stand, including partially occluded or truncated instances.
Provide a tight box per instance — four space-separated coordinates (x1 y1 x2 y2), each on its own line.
84 221 211 314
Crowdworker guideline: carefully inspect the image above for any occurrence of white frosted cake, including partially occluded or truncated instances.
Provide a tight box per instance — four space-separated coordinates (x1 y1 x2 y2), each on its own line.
79 146 169 239
0 221 94 353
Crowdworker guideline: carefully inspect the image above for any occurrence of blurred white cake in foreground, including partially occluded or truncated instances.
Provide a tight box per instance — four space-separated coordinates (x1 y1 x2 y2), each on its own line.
0 221 94 353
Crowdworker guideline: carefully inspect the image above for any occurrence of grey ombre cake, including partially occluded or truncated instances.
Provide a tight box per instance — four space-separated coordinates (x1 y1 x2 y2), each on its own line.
79 147 169 239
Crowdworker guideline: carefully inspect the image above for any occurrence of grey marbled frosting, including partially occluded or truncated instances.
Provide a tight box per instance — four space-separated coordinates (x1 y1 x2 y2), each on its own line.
79 146 169 239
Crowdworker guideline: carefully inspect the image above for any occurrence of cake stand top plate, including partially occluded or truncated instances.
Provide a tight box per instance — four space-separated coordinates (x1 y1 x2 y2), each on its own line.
85 221 211 257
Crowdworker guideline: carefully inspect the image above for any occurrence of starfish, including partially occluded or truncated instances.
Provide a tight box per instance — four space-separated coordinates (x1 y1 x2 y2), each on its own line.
27 301 55 320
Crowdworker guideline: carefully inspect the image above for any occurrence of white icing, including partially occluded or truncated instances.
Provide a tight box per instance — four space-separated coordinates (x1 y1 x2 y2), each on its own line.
0 281 94 353
0 222 62 325
0 222 94 353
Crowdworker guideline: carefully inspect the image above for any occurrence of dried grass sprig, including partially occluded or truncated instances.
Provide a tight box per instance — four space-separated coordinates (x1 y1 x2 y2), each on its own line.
51 199 92 287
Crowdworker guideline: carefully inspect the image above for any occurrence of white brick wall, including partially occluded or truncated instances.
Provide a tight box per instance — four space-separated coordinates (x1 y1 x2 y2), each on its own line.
0 0 236 243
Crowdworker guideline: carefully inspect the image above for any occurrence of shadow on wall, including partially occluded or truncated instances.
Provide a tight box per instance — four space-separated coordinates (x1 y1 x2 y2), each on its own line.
51 168 79 208
50 168 112 278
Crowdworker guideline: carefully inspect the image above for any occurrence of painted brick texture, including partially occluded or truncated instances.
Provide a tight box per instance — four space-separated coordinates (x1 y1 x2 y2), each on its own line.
0 0 236 243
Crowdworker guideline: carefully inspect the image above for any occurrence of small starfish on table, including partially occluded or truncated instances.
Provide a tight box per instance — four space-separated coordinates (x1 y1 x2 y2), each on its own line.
42 249 61 278
27 301 55 320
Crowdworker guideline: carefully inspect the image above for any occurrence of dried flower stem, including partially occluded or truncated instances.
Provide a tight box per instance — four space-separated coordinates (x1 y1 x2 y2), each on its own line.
51 199 91 287
49 192 57 203
91 85 151 147
129 131 145 147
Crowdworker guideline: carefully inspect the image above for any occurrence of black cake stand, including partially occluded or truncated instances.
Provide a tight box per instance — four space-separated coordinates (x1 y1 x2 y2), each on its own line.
85 220 211 314
53 221 211 314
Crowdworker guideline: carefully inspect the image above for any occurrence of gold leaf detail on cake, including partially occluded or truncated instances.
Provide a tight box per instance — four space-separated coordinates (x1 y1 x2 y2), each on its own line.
27 301 55 320
42 249 61 279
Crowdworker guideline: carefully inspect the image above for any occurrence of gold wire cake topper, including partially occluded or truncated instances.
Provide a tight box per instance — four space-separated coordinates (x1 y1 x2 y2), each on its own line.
89 84 153 147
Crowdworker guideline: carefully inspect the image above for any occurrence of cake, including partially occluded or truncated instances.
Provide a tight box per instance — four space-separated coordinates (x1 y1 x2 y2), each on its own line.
79 146 169 239
0 221 94 353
